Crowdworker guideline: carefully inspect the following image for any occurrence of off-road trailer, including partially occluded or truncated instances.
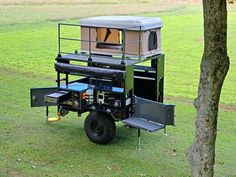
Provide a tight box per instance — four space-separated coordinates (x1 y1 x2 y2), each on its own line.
30 16 175 145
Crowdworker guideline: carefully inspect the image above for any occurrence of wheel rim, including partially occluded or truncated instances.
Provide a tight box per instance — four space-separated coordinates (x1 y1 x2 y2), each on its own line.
91 120 104 137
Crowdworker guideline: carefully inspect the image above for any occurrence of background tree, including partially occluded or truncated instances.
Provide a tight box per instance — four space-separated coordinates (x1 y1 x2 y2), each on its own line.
187 0 230 177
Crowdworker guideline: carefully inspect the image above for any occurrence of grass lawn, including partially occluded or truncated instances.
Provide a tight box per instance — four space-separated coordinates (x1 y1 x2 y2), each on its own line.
0 2 235 177
0 0 190 25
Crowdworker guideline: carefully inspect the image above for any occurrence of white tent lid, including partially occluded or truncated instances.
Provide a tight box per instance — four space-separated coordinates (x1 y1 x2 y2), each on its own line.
79 16 163 30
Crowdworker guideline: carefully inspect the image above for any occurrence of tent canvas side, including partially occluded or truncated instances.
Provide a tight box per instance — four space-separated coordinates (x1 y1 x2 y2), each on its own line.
80 27 162 57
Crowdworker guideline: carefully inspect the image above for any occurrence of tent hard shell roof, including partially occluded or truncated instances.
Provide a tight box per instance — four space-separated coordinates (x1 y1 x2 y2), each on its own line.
79 16 163 30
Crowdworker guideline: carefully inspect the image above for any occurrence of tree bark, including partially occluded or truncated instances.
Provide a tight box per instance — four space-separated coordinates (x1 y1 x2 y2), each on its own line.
187 0 230 177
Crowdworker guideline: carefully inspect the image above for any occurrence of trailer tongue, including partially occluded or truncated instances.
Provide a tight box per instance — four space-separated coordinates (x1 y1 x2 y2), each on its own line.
30 16 175 145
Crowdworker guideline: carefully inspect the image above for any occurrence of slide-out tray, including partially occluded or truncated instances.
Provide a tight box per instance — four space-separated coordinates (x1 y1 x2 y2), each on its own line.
44 90 70 104
122 117 164 132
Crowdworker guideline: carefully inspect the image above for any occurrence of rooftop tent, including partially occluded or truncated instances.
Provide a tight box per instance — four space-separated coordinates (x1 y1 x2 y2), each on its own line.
79 16 163 58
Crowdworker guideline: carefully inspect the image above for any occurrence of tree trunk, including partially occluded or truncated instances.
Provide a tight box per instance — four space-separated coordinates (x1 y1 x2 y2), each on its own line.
187 0 230 177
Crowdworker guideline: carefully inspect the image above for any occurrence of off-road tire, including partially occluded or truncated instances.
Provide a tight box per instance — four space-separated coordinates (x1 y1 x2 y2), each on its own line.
84 111 116 144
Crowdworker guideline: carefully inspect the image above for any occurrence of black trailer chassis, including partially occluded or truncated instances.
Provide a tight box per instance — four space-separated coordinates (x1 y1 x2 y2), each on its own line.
30 23 175 145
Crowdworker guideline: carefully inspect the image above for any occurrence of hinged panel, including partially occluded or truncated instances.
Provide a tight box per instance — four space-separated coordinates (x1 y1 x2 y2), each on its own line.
134 97 175 126
30 87 58 107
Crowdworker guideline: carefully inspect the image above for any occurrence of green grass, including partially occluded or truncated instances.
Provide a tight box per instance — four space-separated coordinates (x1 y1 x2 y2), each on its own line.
0 4 236 177
0 1 185 25
1 6 235 105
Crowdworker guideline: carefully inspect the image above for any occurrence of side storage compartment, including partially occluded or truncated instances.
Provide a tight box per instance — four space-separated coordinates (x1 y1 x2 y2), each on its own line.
30 87 58 107
134 54 164 102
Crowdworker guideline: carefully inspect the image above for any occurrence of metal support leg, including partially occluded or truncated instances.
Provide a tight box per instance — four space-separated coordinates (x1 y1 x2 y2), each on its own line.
138 128 142 150
46 106 61 123
163 126 168 136
121 30 126 65
46 106 49 123
88 28 92 61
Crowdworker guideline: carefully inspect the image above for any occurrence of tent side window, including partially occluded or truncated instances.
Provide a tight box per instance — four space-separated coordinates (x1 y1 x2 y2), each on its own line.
148 31 158 51
96 28 122 50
